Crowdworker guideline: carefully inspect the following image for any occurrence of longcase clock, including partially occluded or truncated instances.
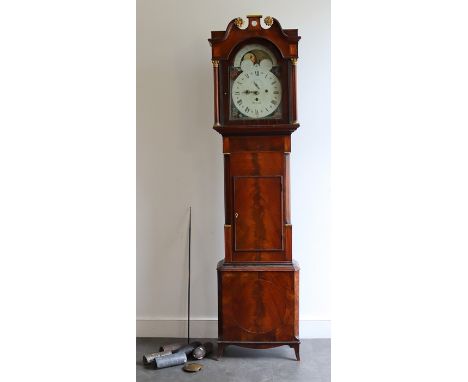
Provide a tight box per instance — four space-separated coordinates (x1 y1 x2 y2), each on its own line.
209 15 301 360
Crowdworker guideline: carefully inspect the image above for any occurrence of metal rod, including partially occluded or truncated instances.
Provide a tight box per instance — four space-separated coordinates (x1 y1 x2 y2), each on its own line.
188 206 191 344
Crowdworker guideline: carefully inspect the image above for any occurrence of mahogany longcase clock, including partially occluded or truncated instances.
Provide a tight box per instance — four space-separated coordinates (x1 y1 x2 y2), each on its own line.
209 15 301 360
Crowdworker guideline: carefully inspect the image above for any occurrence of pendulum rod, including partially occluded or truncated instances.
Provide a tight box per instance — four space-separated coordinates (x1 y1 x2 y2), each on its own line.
187 206 192 344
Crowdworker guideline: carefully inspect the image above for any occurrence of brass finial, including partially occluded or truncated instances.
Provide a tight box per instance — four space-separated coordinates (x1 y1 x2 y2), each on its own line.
234 17 243 28
264 16 274 26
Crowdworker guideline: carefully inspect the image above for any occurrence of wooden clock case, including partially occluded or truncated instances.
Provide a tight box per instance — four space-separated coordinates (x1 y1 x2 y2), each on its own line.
209 15 301 360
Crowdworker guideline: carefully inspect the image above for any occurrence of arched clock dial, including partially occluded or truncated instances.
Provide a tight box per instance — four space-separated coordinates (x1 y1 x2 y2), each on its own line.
229 44 283 120
231 63 282 118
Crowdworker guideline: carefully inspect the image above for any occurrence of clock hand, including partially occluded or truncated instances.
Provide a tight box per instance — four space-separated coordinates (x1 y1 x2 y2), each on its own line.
253 81 260 90
242 90 260 95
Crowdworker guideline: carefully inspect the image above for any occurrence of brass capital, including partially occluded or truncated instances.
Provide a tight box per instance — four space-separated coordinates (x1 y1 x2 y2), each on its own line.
211 59 219 68
291 57 298 65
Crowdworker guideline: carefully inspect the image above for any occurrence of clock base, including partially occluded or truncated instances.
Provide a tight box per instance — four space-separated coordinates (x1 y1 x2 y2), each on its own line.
217 260 300 361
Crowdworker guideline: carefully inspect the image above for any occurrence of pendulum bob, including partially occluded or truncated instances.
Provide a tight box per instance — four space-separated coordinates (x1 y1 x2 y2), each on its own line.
183 363 203 372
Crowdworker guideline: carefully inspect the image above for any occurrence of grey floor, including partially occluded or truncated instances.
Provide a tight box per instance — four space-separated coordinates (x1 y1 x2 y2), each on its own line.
137 338 330 382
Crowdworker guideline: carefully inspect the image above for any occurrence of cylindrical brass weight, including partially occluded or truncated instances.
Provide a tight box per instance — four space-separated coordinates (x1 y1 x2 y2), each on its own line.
143 350 172 365
159 343 184 353
176 341 202 356
155 352 187 369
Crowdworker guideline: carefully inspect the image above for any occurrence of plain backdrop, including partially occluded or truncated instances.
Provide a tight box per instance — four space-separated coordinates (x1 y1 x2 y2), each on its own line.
136 0 330 337
2 1 468 381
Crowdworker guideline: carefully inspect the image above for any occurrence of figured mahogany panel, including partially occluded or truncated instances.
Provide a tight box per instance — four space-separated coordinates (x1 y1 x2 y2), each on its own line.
294 267 300 338
229 136 284 152
231 249 289 262
233 176 283 251
285 153 291 224
226 151 290 262
232 277 285 334
230 152 283 176
224 154 232 224
224 225 232 262
218 266 298 342
284 224 292 259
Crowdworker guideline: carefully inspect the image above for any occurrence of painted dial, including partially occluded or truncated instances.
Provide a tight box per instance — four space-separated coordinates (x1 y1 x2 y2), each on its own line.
231 64 282 119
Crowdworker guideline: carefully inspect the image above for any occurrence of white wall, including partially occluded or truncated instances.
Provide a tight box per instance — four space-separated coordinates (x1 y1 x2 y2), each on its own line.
137 0 330 338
